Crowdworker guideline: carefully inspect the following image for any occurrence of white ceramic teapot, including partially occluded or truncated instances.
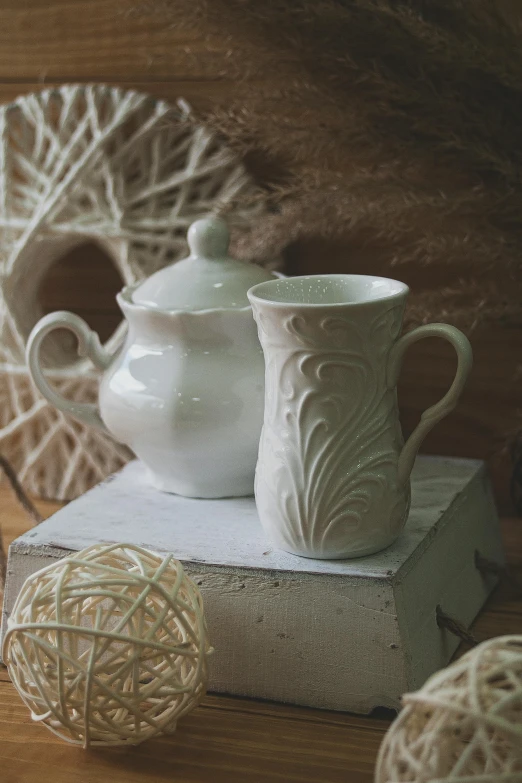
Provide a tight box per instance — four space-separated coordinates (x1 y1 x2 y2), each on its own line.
27 217 276 498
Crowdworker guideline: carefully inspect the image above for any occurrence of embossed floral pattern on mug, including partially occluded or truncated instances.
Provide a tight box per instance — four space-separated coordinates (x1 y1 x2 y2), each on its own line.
249 275 472 559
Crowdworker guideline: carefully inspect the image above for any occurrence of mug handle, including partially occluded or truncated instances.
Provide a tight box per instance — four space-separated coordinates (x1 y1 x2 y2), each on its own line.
26 311 112 433
387 323 473 485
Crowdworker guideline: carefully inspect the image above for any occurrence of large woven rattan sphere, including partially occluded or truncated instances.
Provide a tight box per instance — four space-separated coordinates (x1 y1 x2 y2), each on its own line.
0 84 274 502
375 635 522 782
3 543 211 748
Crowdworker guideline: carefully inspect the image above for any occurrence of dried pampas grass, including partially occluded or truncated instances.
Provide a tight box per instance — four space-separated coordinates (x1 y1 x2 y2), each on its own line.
144 0 522 326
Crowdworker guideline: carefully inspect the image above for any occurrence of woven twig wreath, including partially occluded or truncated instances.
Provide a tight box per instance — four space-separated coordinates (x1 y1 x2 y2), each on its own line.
375 635 522 782
3 543 211 748
0 84 271 499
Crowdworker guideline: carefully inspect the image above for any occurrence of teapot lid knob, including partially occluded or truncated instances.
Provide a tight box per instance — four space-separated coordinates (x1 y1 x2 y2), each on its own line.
131 214 275 310
188 216 230 260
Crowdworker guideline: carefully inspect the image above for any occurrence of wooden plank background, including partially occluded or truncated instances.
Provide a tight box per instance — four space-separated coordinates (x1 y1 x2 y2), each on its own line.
0 0 520 510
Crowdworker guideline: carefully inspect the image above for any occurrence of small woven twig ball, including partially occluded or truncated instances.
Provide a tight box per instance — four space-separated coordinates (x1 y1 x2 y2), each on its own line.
375 635 522 782
3 543 211 748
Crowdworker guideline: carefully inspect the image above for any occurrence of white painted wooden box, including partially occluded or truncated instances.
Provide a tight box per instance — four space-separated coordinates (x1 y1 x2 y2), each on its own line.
1 456 503 714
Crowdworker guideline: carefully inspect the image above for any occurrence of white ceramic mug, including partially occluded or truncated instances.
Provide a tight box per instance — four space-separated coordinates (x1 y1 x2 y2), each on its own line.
248 274 473 559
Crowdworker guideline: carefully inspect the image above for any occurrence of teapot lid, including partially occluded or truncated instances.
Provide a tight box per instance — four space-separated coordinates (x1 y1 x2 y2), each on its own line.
132 216 275 311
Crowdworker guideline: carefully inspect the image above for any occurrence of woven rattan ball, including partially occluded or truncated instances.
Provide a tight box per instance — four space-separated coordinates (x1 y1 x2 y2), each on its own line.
3 543 211 748
375 635 522 782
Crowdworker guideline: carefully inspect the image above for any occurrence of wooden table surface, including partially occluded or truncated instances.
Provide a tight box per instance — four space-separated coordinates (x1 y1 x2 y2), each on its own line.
0 487 521 783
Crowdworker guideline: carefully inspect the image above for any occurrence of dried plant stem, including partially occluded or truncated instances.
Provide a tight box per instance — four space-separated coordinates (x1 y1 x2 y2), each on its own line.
0 455 43 526
149 0 522 327
436 604 478 647
0 454 43 591
0 526 6 594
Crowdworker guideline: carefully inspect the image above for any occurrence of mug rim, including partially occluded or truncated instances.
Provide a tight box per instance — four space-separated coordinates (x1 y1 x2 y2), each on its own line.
247 273 409 309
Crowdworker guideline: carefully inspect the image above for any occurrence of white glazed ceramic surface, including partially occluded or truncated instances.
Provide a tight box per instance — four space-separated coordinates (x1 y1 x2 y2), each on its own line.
26 218 273 498
100 290 265 497
133 217 274 311
248 274 473 559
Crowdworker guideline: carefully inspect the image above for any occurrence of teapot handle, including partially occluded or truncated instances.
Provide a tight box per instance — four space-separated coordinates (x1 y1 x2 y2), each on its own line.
26 311 112 433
